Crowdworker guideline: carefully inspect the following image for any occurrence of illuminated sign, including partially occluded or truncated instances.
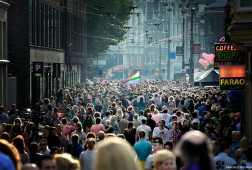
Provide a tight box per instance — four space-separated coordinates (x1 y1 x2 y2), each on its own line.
220 78 245 90
219 65 245 91
215 44 239 62
33 62 43 77
220 65 245 78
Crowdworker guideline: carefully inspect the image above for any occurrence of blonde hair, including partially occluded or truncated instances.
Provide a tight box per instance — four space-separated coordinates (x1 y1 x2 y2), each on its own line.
154 150 175 170
116 108 123 118
54 153 80 170
110 115 117 124
94 137 141 170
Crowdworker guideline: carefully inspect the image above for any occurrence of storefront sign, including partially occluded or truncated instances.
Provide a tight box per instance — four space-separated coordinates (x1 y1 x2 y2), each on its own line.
215 44 239 62
219 65 245 91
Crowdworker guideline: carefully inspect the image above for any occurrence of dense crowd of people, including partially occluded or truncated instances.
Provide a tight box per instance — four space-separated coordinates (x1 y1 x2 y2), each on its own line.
0 79 251 170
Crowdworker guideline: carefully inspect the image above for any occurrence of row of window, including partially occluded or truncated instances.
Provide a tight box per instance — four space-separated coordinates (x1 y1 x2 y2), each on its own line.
29 0 63 49
29 0 86 54
0 21 7 60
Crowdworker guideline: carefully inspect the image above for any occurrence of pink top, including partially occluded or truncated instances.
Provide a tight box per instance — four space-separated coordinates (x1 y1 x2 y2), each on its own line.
152 114 161 125
90 124 104 135
62 124 70 141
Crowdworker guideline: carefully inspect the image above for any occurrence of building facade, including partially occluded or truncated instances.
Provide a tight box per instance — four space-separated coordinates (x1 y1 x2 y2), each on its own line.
0 1 9 107
204 0 228 54
7 0 87 108
228 0 252 138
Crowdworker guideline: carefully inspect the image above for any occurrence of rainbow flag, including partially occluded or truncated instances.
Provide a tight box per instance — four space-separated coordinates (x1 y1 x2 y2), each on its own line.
124 71 141 86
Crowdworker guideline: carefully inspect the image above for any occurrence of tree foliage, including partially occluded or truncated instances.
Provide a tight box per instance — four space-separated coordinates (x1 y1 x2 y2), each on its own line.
86 0 133 58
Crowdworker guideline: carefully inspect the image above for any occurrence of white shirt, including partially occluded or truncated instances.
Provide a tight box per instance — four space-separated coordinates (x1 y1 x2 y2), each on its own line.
136 124 152 141
152 127 169 143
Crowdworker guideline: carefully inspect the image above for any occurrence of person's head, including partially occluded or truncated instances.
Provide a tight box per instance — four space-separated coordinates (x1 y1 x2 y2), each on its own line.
133 114 139 120
86 138 96 150
71 134 79 143
61 118 68 125
97 131 105 141
138 130 145 139
127 122 134 129
105 111 110 117
14 118 22 126
40 139 48 151
12 135 26 153
1 132 10 142
152 137 163 153
232 131 241 142
110 115 117 123
29 142 39 154
54 153 80 170
21 163 39 170
164 141 174 151
171 121 178 130
159 119 165 128
50 147 61 155
154 150 176 170
0 139 21 170
117 134 125 139
219 141 232 155
124 114 129 120
86 132 96 140
141 118 147 125
93 137 141 170
174 130 213 170
76 122 83 132
95 117 101 124
72 116 80 124
37 155 56 170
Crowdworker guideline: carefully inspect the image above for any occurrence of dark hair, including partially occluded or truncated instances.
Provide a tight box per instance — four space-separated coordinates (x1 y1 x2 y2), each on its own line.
12 135 25 153
220 141 231 152
29 142 39 154
164 141 173 150
105 111 111 116
127 122 134 129
117 134 125 139
1 132 10 142
71 134 79 143
36 154 54 168
138 130 145 138
50 146 61 155
141 119 147 124
86 138 96 150
180 140 212 170
95 117 101 124
87 132 96 139
61 118 67 125
152 137 163 145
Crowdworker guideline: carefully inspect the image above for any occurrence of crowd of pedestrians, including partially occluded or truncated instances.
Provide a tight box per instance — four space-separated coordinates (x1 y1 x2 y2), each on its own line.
0 79 251 170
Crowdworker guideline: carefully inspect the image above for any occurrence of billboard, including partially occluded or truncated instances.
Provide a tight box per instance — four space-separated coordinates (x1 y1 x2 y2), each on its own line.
219 65 245 91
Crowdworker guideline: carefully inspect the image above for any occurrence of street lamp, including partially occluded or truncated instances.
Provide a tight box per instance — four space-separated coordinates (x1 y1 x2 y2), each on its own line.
152 23 162 79
179 2 198 83
189 5 198 84
167 2 173 80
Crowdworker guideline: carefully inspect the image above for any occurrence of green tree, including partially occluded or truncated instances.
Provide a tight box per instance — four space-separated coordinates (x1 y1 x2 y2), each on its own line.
86 0 133 58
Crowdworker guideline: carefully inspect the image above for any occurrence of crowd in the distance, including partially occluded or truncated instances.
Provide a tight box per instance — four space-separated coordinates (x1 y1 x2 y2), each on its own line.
0 79 251 170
